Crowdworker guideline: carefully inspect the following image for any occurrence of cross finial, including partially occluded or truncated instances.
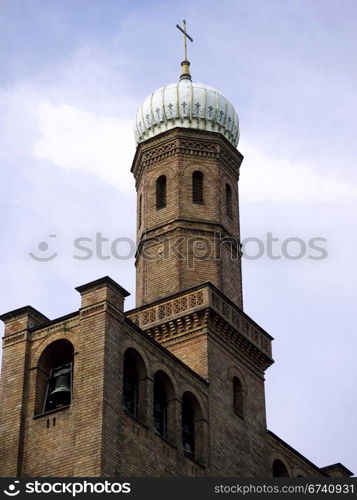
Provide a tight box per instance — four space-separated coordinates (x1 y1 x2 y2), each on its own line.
176 20 193 81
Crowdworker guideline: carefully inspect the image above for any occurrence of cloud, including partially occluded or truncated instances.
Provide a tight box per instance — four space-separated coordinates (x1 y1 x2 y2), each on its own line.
31 100 357 204
33 101 135 192
240 142 357 203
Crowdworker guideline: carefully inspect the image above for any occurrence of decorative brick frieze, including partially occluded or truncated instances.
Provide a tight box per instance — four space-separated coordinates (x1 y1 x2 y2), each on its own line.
3 332 26 347
126 283 273 372
30 317 79 343
132 128 242 187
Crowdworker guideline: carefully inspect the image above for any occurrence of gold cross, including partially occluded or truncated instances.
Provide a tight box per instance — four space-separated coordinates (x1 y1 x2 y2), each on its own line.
176 20 193 61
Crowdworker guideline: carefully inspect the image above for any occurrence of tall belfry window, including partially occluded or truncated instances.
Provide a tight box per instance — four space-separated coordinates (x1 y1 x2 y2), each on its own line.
182 396 195 456
153 374 168 438
138 194 142 228
192 171 204 204
35 339 74 415
156 175 167 209
181 392 204 460
123 355 139 417
122 348 147 421
233 376 244 417
226 183 233 218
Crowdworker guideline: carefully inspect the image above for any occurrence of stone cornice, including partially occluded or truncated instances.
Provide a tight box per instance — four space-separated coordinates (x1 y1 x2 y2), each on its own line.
131 128 243 187
30 316 79 343
126 284 273 372
2 315 80 348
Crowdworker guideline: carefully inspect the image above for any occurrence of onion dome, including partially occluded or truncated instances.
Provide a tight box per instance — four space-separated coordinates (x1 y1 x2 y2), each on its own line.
134 61 240 147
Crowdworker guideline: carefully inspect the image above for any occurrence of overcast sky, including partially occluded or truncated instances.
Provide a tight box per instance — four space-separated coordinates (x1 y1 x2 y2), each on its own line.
0 0 356 474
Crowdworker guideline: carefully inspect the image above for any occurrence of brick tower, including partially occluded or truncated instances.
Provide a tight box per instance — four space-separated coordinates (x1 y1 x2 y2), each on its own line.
132 62 243 310
128 59 272 474
0 47 352 478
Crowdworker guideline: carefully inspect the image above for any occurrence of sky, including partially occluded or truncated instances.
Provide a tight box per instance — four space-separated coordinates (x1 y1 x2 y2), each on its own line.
0 0 356 474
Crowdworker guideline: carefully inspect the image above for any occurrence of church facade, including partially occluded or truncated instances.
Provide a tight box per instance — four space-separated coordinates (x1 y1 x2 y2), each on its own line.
0 57 352 478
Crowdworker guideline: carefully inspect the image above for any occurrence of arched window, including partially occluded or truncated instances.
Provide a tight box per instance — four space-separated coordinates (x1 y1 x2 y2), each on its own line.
153 370 176 441
233 376 244 417
181 392 204 460
182 396 195 456
226 183 233 218
122 348 147 421
192 171 204 204
153 375 168 438
35 339 74 415
272 459 289 477
156 175 167 209
123 355 138 417
138 194 142 228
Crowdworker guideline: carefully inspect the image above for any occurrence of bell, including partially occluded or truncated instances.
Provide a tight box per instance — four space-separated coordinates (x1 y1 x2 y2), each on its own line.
49 367 71 407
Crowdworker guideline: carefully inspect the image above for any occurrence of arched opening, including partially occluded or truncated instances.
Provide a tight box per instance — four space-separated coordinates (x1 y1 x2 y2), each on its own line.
272 459 290 477
153 370 176 441
233 376 244 417
226 183 233 218
122 348 147 421
123 355 138 417
35 339 74 415
192 171 204 204
153 376 167 438
181 391 204 460
156 175 167 210
138 194 142 228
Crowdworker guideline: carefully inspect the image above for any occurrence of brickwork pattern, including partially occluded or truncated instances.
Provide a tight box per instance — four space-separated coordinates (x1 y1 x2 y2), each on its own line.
132 128 244 309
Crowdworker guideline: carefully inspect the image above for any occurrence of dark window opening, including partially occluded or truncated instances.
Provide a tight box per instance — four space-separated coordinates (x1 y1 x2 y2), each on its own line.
272 459 289 477
156 175 167 209
122 349 147 422
35 339 74 415
226 183 233 218
138 194 142 228
123 357 139 417
153 376 168 438
181 391 204 461
233 376 244 417
192 171 204 204
182 397 195 456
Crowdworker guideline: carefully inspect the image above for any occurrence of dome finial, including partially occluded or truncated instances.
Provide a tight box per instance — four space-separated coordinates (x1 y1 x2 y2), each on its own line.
176 20 193 81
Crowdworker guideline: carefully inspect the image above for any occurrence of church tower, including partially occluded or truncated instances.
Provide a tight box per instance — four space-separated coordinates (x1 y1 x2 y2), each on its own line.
132 59 244 309
126 44 273 474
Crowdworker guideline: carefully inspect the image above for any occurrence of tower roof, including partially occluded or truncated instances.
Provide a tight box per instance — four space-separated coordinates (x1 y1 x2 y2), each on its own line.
134 78 240 147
